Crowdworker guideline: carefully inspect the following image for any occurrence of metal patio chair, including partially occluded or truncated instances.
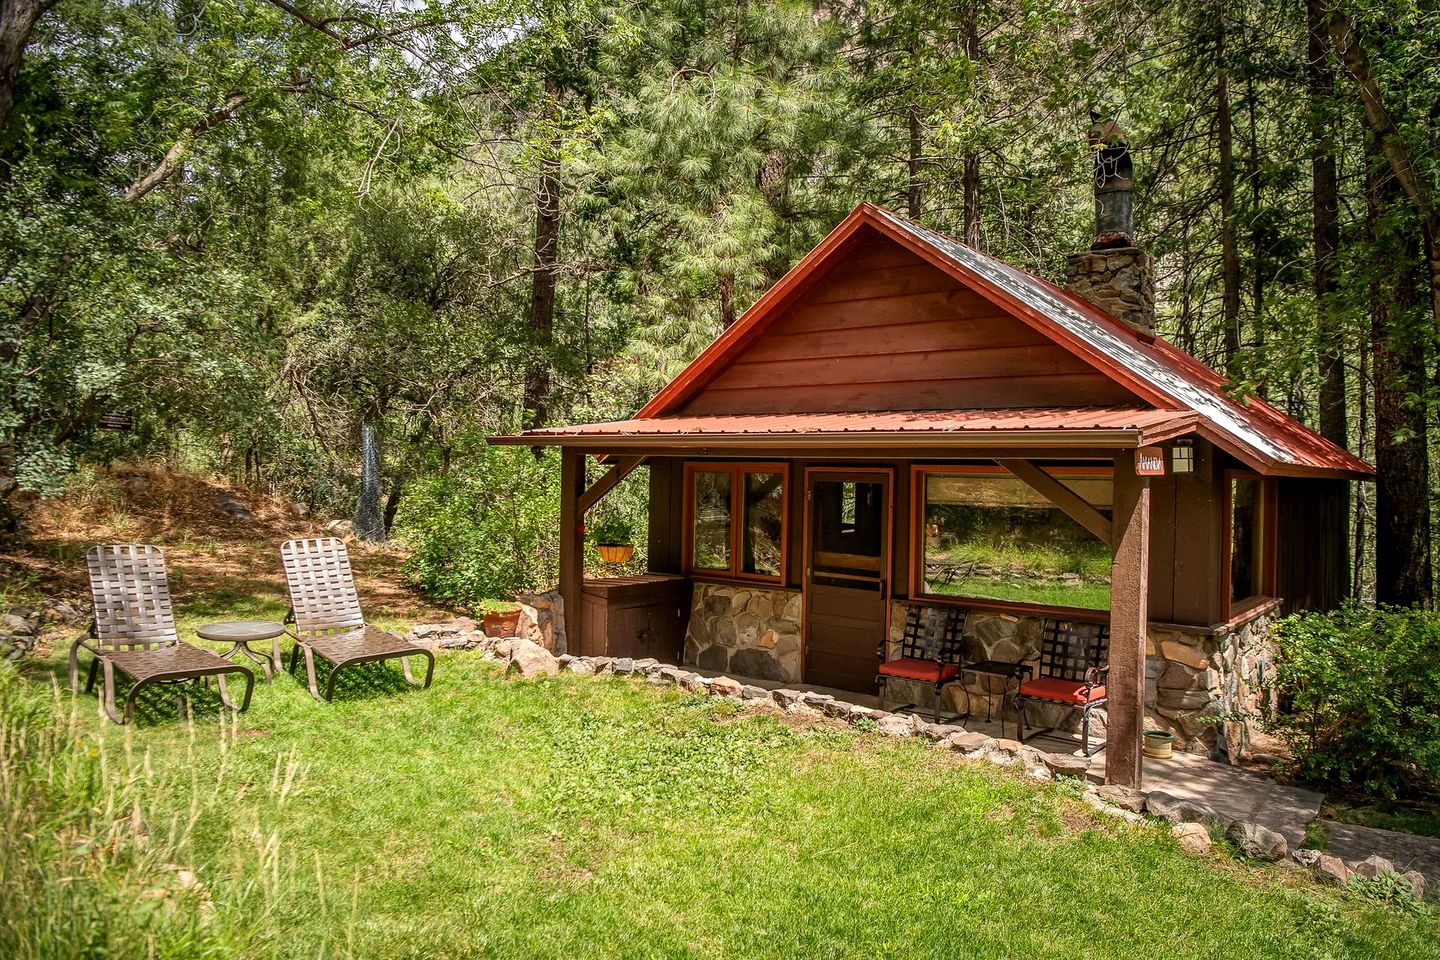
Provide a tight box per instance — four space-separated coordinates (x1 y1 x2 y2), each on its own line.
1016 618 1109 755
279 537 434 701
876 604 969 721
70 544 254 725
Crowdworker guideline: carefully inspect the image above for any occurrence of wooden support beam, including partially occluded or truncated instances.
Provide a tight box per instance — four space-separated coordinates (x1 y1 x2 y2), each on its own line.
1106 451 1151 789
578 456 646 515
997 459 1113 545
558 449 585 657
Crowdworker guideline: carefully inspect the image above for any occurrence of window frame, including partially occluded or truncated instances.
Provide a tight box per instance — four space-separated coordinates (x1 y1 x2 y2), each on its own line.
1221 470 1277 618
907 463 1116 616
681 461 790 585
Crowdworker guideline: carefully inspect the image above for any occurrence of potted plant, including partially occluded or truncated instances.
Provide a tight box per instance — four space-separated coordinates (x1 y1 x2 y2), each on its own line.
479 599 522 638
589 514 635 564
1143 729 1175 760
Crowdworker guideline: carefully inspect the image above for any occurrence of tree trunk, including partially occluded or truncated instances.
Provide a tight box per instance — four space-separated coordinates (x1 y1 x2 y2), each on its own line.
1217 9 1242 372
523 87 561 441
907 103 922 219
382 476 405 535
960 9 981 247
0 0 55 140
1308 0 1346 449
1368 149 1432 608
1245 69 1266 398
353 423 386 543
1325 4 1440 331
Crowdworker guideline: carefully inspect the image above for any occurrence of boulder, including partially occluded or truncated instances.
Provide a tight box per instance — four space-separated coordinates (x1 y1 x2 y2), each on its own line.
1225 820 1287 862
1145 790 1224 829
1291 848 1323 868
739 684 771 701
771 689 806 709
213 494 253 520
325 519 354 537
565 657 598 677
610 657 638 675
1351 854 1397 880
505 638 559 678
2 613 34 636
916 721 965 742
1400 871 1426 901
1172 822 1213 855
876 714 916 737
1041 753 1092 779
1095 784 1145 813
1314 855 1349 886
708 676 743 698
1083 792 1145 824
948 732 995 755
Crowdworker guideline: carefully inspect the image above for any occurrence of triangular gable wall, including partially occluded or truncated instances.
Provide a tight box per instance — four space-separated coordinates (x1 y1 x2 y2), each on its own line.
678 233 1141 416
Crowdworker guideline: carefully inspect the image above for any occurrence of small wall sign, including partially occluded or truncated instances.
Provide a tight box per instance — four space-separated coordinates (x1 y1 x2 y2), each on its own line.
1135 446 1165 475
97 411 134 431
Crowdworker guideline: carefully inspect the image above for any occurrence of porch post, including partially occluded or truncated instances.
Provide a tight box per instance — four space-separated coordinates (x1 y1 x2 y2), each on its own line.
1107 451 1151 788
559 449 585 656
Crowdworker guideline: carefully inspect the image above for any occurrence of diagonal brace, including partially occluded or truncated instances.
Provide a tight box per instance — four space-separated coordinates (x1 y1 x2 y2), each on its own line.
996 459 1113 546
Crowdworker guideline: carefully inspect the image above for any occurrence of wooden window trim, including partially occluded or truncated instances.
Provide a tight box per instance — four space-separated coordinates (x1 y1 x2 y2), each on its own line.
681 461 789 586
907 463 1115 614
1221 470 1277 619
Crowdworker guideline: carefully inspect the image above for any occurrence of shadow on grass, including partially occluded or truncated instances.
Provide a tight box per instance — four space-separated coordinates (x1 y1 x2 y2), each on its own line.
281 654 420 703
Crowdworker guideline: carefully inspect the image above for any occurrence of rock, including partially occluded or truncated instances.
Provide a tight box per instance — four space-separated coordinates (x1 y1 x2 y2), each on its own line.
771 689 805 709
1314 855 1349 886
1351 854 1397 880
658 666 688 685
610 657 637 675
679 673 709 693
634 658 661 674
1041 753 1092 779
1291 849 1323 868
729 647 789 683
2 613 34 636
1145 790 1224 829
1159 640 1210 670
324 519 354 537
1172 822 1213 855
916 722 965 742
1083 793 1145 824
43 599 82 623
1399 871 1426 900
876 714 916 737
505 638 559 679
491 639 512 660
213 495 253 520
948 732 995 755
990 738 1023 757
708 676 743 698
290 502 310 519
1095 785 1145 813
565 657 598 677
818 699 859 719
739 684 770 701
1225 820 1287 862
800 692 836 713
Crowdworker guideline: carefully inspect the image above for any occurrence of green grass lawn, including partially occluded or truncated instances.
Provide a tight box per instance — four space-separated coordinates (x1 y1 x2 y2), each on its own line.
4 649 1437 960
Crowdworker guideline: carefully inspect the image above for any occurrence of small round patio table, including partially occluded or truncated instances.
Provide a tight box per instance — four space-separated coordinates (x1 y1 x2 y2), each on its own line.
198 620 286 683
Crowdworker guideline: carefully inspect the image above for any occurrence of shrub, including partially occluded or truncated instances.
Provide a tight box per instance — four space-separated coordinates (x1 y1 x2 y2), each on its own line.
396 442 560 609
1265 603 1440 801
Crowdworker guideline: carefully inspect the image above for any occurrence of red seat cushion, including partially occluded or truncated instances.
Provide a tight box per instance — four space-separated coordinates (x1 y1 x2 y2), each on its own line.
1018 676 1105 705
878 658 961 683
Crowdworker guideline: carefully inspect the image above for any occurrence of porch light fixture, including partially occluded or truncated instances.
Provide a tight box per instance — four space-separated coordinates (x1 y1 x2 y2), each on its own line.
1171 439 1194 474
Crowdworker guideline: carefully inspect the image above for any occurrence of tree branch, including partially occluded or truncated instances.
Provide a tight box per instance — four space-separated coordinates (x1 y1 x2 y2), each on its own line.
124 91 249 202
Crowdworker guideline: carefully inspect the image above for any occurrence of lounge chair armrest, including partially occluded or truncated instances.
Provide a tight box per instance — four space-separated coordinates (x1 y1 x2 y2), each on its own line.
1085 663 1109 686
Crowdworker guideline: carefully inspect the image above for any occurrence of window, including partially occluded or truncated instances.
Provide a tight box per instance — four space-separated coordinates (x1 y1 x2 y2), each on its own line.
684 463 788 582
914 466 1112 611
1227 474 1271 610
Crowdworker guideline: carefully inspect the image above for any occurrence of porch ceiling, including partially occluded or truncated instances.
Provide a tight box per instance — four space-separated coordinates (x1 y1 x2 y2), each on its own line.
489 406 1200 450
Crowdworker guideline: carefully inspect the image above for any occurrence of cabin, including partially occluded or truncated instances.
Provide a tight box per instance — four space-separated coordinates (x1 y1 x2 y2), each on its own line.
493 170 1368 789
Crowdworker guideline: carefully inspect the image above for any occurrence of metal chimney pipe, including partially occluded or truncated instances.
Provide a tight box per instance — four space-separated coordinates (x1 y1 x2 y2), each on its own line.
1088 110 1133 250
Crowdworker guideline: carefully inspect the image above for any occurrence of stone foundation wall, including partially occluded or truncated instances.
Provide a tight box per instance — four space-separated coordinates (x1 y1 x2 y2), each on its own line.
682 582 803 684
884 601 1279 761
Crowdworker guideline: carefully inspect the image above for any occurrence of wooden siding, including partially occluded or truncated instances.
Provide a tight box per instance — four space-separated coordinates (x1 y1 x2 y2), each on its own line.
679 238 1139 415
646 458 684 573
1275 477 1349 613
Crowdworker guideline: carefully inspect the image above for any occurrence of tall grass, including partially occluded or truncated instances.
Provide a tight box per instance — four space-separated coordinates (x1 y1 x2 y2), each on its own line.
0 667 315 958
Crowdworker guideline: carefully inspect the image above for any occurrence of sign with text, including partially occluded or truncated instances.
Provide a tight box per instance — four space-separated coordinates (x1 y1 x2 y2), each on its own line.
97 411 134 431
1135 446 1166 476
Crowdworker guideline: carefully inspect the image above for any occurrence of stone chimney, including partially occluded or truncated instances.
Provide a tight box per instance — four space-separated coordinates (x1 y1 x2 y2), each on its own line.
1065 113 1156 338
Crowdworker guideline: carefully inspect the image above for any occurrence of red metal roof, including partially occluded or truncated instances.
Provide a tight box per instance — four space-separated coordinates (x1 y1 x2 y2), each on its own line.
499 204 1371 479
495 407 1199 447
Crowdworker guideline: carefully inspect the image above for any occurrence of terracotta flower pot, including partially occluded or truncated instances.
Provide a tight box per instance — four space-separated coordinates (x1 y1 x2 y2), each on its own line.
1143 730 1174 760
596 543 634 564
482 609 522 638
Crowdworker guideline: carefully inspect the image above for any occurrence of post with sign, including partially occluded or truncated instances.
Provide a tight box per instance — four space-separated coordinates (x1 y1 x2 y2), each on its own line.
1135 446 1166 476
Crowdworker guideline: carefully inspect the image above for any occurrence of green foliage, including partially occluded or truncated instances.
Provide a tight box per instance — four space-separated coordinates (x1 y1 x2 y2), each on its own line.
587 512 634 545
1265 603 1440 801
397 442 560 609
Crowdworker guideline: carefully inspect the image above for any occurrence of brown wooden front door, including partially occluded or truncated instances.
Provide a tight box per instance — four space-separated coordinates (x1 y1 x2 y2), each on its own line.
803 469 891 692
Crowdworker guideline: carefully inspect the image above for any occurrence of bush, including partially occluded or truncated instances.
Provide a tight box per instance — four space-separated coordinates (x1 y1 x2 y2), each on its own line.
396 442 561 609
1265 603 1440 801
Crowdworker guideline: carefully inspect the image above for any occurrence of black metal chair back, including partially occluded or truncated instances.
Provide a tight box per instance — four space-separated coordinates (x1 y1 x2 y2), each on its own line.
898 605 967 665
1036 619 1108 681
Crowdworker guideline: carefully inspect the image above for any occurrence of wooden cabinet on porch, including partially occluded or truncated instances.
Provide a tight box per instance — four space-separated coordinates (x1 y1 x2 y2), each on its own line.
578 575 691 661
